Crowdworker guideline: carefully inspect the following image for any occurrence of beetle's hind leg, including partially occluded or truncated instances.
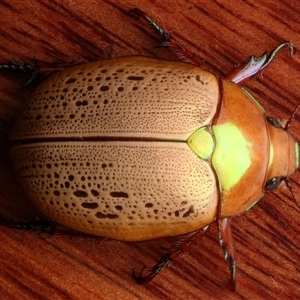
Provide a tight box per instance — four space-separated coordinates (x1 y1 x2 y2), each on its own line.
218 218 236 291
129 8 209 69
0 215 99 239
133 225 210 284
0 59 81 87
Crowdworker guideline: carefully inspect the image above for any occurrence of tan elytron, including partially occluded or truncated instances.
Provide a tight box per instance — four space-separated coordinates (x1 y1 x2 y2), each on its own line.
10 56 219 141
10 142 218 241
10 57 220 241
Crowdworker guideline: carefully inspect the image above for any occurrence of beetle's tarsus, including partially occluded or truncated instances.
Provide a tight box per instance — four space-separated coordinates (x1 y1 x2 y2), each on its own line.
0 216 100 238
229 258 237 291
133 257 168 284
0 59 82 87
0 60 36 73
0 215 60 233
129 8 214 71
132 227 210 284
129 8 171 43
218 218 236 291
132 267 153 284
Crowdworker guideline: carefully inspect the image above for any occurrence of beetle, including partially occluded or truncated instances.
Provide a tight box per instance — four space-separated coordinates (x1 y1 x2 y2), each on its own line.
0 8 298 291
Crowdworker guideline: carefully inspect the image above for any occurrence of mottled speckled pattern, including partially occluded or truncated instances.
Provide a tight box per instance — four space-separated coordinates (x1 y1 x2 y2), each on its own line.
10 56 220 241
10 56 219 140
10 142 218 240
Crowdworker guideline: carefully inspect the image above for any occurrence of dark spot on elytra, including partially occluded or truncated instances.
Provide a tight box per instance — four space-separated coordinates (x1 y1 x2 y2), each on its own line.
183 205 195 218
110 191 128 198
195 75 204 84
100 86 109 92
115 205 123 211
64 182 70 188
95 212 118 219
127 76 144 81
75 100 88 106
145 203 153 208
73 190 88 198
91 189 99 197
36 115 41 120
53 190 60 196
65 78 77 84
81 202 99 209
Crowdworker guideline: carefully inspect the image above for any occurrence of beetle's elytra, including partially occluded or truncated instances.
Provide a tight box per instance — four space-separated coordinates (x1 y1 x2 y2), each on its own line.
0 8 298 291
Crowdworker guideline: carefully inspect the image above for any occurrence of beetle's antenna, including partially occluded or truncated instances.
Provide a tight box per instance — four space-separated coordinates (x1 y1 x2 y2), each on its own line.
284 179 300 208
284 103 300 130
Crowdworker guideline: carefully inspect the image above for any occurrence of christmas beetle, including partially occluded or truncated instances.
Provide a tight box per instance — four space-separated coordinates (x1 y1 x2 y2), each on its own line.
0 8 298 291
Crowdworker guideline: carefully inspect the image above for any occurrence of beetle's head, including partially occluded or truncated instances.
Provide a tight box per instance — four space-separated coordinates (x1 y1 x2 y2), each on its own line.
264 116 299 202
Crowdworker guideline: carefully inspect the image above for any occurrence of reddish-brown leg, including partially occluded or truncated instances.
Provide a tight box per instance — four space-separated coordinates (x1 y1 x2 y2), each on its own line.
218 218 236 291
225 41 295 84
129 8 209 69
133 225 210 284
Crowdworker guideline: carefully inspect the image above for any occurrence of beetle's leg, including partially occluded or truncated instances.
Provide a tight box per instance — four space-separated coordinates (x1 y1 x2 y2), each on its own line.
133 225 210 284
226 41 295 84
0 59 81 87
129 8 210 69
0 216 99 238
218 218 236 291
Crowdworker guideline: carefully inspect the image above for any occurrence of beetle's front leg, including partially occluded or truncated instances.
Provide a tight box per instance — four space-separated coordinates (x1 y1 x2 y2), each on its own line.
0 59 81 87
226 41 295 84
133 226 210 284
129 8 210 70
218 218 236 291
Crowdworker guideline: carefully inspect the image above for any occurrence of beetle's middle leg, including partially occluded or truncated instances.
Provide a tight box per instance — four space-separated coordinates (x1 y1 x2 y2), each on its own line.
133 225 210 284
129 8 211 70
